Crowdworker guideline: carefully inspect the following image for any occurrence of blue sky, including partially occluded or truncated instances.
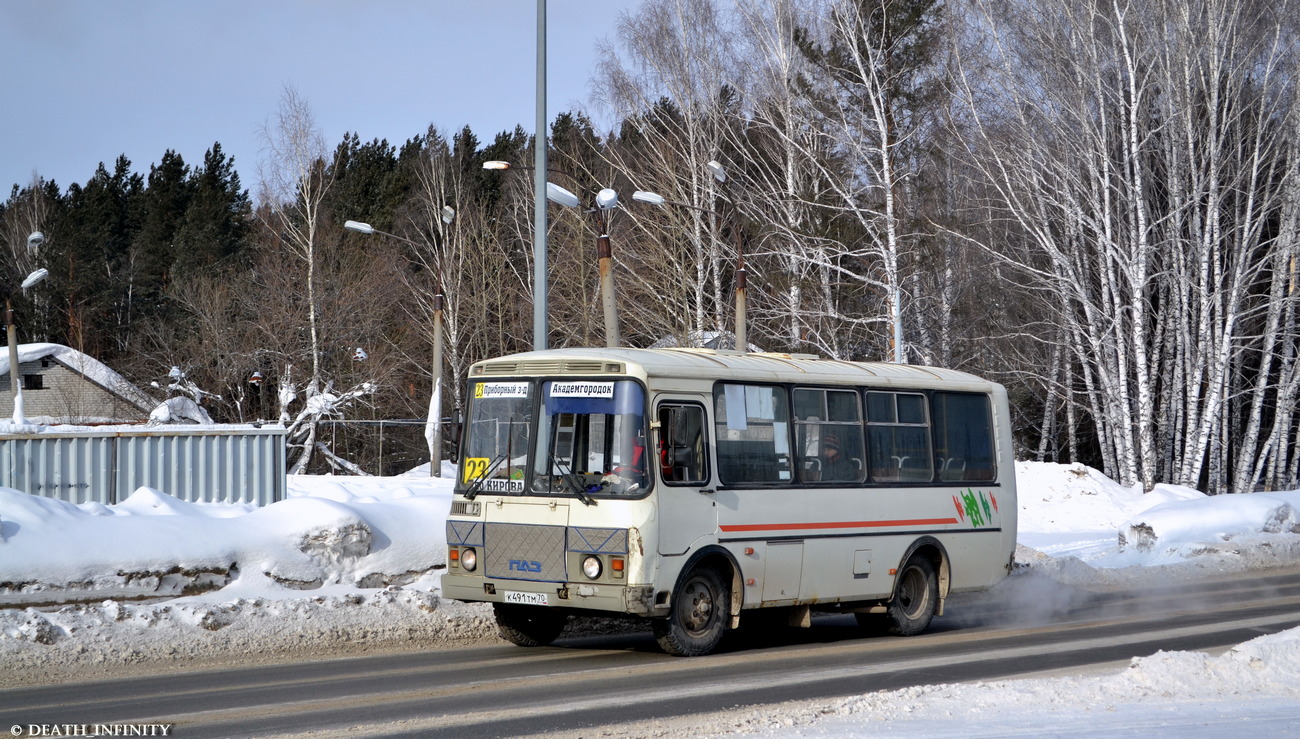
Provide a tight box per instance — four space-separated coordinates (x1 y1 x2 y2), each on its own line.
0 0 640 194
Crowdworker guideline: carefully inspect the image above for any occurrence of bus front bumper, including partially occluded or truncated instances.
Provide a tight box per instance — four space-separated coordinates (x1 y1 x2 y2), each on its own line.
442 573 660 616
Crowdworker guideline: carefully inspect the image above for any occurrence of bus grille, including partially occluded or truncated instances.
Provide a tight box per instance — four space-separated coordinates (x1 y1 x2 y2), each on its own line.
570 527 628 554
478 360 618 375
485 523 567 582
449 500 481 516
446 520 483 546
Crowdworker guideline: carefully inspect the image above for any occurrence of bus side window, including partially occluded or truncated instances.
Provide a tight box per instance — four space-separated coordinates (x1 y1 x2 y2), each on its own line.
658 404 709 485
931 392 996 482
794 387 865 484
713 384 792 484
866 391 934 483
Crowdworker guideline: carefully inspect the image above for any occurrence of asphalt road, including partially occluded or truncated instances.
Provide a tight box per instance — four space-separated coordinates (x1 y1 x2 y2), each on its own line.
4 570 1300 738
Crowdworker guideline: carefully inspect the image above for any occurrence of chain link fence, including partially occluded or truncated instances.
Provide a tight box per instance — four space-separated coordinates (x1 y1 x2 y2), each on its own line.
311 419 461 477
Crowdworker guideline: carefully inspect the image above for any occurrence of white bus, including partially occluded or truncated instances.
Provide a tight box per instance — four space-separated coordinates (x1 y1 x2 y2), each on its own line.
443 347 1017 656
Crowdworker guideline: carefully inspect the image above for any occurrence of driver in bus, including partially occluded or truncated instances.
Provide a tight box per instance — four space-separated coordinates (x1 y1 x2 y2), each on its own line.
821 433 859 482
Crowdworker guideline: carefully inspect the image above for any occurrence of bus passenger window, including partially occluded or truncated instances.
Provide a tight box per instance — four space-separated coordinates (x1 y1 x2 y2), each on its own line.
713 384 792 484
866 391 933 483
793 388 865 484
658 404 708 485
932 392 996 482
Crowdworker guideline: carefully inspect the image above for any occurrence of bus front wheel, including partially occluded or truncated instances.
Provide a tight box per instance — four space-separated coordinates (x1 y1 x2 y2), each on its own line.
653 567 729 656
493 603 567 647
878 556 938 636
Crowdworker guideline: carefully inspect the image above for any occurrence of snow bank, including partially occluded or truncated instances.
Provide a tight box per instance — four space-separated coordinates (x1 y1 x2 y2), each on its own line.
1010 461 1300 580
0 477 451 605
729 627 1300 737
0 586 498 685
1120 491 1300 553
1014 461 1205 533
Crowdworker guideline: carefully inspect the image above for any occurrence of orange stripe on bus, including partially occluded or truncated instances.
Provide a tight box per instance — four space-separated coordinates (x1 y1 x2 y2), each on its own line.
719 518 959 532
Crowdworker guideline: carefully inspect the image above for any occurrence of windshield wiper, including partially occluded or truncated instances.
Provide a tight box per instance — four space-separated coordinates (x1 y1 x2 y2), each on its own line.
464 452 509 500
547 450 597 506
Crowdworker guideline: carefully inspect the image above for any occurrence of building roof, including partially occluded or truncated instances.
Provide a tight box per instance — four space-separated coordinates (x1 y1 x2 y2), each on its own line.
0 343 156 413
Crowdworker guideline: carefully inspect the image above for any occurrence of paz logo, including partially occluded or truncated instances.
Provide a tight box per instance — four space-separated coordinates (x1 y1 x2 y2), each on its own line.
952 489 999 527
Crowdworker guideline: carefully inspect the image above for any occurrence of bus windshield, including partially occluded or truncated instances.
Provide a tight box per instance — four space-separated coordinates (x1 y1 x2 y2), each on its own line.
532 380 648 499
458 378 649 500
459 381 532 496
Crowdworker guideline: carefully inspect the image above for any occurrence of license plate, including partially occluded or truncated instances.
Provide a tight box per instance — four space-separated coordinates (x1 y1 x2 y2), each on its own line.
503 591 549 606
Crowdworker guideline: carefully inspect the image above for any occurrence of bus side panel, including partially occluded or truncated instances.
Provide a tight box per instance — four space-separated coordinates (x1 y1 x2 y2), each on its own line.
798 536 889 603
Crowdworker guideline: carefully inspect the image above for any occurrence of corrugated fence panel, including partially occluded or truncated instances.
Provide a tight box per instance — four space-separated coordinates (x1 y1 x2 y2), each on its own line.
0 427 286 507
0 435 115 505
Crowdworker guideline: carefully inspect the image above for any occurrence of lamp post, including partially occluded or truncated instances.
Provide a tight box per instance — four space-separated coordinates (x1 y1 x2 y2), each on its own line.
705 161 748 352
632 161 749 352
483 162 623 348
6 260 48 424
345 211 454 477
592 188 621 349
535 0 549 351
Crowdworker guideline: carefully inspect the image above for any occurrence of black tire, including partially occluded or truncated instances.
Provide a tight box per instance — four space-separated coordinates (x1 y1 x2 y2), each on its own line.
880 556 939 636
653 567 730 656
493 603 567 647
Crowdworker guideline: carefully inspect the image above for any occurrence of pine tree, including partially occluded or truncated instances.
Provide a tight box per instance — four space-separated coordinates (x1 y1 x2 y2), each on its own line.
127 149 193 340
49 156 141 358
325 133 407 244
173 142 251 276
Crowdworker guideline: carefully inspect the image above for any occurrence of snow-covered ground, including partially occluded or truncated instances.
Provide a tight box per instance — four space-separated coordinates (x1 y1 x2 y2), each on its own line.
4 461 1300 735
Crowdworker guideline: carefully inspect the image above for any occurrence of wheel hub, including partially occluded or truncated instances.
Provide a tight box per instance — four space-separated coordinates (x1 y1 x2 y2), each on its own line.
684 581 713 631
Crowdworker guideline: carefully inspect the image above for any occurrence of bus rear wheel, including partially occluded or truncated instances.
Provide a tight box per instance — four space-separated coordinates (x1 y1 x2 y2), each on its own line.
653 567 729 656
493 603 568 647
876 556 938 636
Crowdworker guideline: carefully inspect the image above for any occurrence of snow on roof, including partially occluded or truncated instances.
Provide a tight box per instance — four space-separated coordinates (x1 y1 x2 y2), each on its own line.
0 342 156 412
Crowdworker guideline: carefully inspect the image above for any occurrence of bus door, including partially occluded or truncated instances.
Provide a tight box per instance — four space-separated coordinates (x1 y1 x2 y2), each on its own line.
654 398 716 556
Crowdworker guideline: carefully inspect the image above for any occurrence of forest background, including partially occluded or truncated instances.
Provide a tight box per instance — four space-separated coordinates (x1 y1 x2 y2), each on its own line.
2 0 1298 495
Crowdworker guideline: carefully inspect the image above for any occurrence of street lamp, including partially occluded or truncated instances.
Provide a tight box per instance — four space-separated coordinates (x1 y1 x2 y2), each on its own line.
545 182 580 208
534 0 549 351
543 180 621 348
6 251 48 424
345 212 454 477
483 162 623 348
484 161 583 207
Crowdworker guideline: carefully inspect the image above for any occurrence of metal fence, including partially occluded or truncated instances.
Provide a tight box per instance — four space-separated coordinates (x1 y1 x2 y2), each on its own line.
0 426 287 506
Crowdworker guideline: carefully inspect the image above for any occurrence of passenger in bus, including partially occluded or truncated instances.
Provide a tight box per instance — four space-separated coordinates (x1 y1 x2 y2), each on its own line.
820 434 859 481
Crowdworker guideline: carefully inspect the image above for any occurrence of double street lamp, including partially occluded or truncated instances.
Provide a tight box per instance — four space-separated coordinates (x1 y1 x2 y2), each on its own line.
483 161 622 349
486 158 754 353
345 211 454 477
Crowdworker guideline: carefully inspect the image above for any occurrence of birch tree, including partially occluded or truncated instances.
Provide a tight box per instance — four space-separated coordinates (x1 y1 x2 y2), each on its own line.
778 0 949 362
952 0 1300 491
389 126 530 466
725 0 842 354
258 86 370 473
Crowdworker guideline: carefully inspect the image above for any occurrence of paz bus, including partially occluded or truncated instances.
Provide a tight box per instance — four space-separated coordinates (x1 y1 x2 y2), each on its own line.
442 347 1017 656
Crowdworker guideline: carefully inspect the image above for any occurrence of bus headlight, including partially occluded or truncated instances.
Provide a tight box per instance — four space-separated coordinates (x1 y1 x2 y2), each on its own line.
582 555 603 580
462 548 478 572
